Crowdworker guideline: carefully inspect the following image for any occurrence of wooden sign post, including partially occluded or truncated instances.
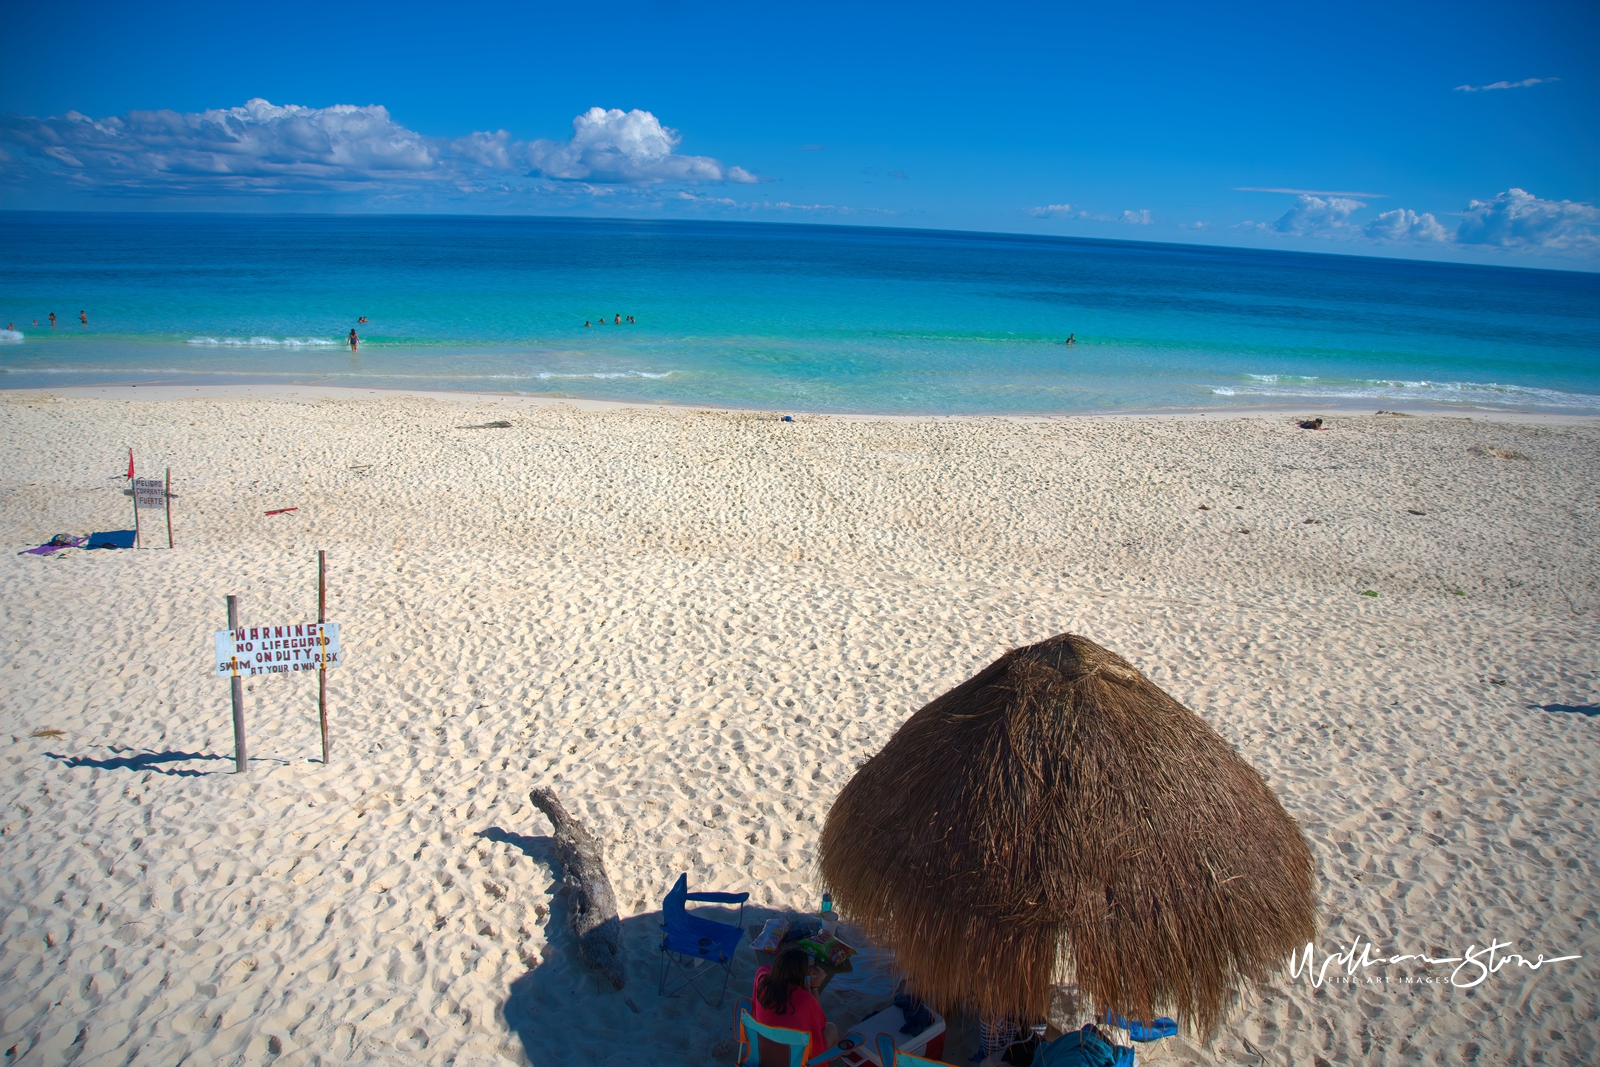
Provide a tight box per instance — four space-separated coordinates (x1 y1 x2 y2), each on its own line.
318 550 330 764
133 472 173 549
227 595 246 773
213 553 340 769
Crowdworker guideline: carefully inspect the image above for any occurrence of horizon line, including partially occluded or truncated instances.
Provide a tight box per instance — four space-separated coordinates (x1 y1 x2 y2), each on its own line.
0 207 1591 275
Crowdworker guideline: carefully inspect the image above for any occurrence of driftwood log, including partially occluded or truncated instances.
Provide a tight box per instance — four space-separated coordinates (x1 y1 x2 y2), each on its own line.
528 788 625 990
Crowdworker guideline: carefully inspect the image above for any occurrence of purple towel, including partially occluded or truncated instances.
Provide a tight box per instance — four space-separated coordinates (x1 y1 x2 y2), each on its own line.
19 535 85 556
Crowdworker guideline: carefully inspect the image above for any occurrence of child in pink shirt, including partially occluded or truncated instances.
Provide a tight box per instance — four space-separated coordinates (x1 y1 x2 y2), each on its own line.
752 947 839 1055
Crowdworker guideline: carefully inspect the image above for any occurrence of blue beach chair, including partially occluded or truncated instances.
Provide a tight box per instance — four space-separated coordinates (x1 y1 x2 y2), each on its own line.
874 1032 958 1066
658 873 749 1007
735 998 867 1067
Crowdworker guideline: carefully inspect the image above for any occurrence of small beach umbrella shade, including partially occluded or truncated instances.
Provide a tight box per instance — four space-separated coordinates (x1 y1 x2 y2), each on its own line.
819 633 1315 1038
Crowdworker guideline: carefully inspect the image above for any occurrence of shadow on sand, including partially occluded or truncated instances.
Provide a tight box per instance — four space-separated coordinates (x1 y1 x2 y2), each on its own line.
1532 703 1599 718
48 749 235 777
484 827 907 1066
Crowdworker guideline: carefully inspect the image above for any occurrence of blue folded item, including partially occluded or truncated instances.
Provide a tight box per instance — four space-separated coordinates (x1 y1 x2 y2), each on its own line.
86 530 136 549
894 992 932 1034
1038 1026 1135 1067
1105 1014 1178 1042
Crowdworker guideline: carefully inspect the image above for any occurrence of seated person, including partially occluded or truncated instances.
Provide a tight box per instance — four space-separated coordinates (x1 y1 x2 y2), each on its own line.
752 947 839 1054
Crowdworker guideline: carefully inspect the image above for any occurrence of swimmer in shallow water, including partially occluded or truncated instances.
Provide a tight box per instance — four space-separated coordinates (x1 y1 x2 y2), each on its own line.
348 329 359 349
614 314 621 324
48 312 56 328
358 316 368 324
584 320 592 328
80 310 87 324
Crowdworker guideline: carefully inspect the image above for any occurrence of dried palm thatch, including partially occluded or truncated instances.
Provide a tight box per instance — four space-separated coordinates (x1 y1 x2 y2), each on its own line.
819 633 1314 1039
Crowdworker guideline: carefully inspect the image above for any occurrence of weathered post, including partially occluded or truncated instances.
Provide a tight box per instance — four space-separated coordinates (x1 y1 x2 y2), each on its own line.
318 550 330 764
227 595 247 773
165 467 174 549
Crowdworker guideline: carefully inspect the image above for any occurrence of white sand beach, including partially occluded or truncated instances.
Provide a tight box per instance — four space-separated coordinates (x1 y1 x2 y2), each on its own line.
1 388 1596 1067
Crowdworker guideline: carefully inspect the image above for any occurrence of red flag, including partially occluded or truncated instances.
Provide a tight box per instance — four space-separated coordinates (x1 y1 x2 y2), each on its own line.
126 449 134 480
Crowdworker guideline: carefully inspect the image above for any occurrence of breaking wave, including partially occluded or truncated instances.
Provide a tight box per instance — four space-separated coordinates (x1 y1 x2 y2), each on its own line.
1212 377 1600 411
533 370 674 380
187 336 340 347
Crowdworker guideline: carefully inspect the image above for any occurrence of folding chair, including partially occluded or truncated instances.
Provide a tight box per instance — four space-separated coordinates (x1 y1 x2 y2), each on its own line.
873 1033 958 1067
658 873 749 1007
735 998 867 1067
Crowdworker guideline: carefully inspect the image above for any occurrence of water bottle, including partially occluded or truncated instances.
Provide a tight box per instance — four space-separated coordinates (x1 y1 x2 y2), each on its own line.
820 892 838 937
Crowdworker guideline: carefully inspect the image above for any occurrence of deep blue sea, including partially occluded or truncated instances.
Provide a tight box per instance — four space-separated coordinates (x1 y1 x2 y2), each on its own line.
2 213 1597 414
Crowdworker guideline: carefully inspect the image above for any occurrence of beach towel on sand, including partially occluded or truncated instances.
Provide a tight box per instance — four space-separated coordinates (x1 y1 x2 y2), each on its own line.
18 534 85 556
86 530 136 549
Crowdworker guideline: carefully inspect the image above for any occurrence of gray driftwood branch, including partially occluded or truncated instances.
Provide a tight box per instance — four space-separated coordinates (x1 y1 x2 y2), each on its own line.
529 788 625 990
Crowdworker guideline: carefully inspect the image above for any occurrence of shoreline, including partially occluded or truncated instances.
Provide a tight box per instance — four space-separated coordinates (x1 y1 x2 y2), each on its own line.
7 381 1598 426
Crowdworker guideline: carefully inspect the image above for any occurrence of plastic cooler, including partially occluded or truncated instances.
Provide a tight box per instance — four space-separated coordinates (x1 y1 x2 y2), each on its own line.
837 1004 946 1065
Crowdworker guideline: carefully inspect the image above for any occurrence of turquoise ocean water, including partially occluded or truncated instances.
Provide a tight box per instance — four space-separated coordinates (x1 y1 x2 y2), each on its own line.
2 213 1596 414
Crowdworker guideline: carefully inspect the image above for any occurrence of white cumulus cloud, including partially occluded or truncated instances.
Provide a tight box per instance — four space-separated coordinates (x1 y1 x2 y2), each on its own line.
1455 188 1600 251
1245 187 1597 256
0 99 438 195
1364 208 1450 243
1454 77 1558 92
1271 194 1366 237
526 107 756 185
1027 204 1074 218
0 99 755 201
1121 209 1153 225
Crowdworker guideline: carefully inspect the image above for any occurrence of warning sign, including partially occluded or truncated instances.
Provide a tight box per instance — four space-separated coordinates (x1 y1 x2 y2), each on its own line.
215 622 340 677
133 477 167 509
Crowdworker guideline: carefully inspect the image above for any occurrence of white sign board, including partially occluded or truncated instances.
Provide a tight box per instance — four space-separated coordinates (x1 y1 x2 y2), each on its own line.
133 477 167 509
215 622 340 677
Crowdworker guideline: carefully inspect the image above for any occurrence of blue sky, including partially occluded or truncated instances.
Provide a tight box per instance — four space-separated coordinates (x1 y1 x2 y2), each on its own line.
2 0 1596 267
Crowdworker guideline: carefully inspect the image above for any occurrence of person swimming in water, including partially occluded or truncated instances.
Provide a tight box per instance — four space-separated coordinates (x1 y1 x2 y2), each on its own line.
1065 333 1076 345
48 312 56 328
584 320 592 327
348 328 359 349
80 310 87 324
613 314 621 324
358 316 368 324
627 315 635 324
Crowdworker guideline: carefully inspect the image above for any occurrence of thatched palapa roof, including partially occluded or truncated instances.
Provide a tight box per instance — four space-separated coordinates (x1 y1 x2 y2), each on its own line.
819 633 1315 1038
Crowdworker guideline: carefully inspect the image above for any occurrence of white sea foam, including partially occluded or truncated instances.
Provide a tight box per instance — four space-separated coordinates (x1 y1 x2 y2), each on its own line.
1212 377 1600 411
534 371 674 380
0 329 23 343
1246 373 1319 383
187 336 340 347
